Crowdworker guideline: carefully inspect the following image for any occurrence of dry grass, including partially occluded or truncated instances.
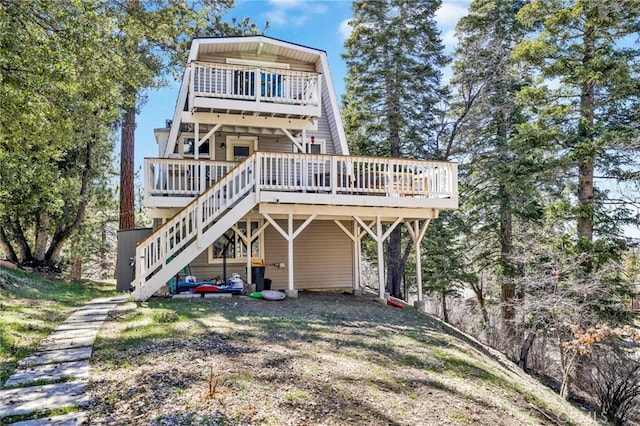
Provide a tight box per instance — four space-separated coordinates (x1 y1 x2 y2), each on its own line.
88 293 602 425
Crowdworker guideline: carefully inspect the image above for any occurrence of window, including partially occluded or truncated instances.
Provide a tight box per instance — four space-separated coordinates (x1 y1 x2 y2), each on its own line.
209 219 263 263
295 138 326 154
172 135 210 158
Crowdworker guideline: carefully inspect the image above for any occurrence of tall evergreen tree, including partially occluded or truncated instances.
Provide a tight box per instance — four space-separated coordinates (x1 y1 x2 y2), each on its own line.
342 0 447 297
514 0 640 253
450 0 540 336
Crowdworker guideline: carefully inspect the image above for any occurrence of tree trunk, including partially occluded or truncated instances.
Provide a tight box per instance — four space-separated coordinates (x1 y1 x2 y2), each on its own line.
577 23 595 243
34 211 49 261
0 225 19 263
470 275 489 326
518 320 540 372
386 227 403 297
45 142 93 265
71 257 82 280
11 220 33 264
119 85 136 230
441 291 449 323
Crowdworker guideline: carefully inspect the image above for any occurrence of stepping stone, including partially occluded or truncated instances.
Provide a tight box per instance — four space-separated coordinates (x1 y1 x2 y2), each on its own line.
55 322 102 332
47 329 98 341
39 336 96 352
88 296 128 304
172 293 201 299
4 360 90 387
204 293 232 298
9 411 88 426
0 382 88 417
68 308 110 317
62 313 108 323
19 348 92 367
75 303 116 311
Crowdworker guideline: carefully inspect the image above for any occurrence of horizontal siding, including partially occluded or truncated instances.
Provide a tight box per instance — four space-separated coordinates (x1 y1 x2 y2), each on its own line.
186 220 354 291
263 220 353 290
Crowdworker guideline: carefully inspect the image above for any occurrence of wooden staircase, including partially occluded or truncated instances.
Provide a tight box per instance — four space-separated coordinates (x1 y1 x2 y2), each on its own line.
131 154 258 301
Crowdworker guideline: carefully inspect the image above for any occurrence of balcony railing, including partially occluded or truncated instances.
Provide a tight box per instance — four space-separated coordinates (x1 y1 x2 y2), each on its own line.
144 153 458 205
190 62 321 108
145 158 236 198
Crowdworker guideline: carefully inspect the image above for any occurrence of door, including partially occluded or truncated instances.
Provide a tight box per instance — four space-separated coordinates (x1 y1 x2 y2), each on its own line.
226 137 257 162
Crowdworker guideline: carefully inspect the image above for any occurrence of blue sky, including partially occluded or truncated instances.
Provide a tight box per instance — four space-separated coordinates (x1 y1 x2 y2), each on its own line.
133 0 471 166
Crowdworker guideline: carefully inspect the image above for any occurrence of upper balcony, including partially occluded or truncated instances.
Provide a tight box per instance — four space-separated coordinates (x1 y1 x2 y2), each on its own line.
188 62 322 119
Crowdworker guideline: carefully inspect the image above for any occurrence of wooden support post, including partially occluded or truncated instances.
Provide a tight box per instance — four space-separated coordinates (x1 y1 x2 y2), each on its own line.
263 213 315 295
405 219 430 303
354 216 403 299
376 218 385 299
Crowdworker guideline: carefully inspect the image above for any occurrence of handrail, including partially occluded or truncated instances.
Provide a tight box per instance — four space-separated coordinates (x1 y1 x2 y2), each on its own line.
191 61 320 107
135 153 257 286
144 158 237 198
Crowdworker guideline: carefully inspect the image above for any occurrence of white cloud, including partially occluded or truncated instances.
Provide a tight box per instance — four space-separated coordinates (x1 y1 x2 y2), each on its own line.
441 29 458 52
265 0 327 27
435 1 469 30
339 18 353 40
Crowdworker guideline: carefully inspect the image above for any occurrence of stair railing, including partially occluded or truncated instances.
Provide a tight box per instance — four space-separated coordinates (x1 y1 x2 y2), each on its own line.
134 153 257 291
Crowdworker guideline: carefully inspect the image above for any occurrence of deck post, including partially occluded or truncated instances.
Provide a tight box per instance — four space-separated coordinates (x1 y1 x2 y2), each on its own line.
288 213 294 292
353 220 359 292
376 217 385 299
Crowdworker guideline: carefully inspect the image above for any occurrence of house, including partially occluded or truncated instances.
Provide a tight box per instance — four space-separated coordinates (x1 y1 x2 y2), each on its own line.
130 36 458 302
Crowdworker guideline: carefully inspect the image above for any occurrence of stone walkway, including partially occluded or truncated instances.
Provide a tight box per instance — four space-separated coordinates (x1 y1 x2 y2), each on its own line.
0 296 127 425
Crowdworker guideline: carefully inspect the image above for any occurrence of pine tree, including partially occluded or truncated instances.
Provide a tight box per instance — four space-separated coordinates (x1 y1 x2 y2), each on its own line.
449 0 543 336
514 0 640 253
342 0 447 297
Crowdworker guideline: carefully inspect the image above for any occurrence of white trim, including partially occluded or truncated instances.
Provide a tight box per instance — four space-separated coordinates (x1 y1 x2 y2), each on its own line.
225 136 258 161
294 138 326 154
208 218 265 264
318 53 349 155
226 58 290 70
165 68 191 157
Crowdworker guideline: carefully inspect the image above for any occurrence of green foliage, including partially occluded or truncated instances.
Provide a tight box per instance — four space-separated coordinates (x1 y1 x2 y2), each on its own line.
514 0 640 245
0 0 259 271
342 0 448 158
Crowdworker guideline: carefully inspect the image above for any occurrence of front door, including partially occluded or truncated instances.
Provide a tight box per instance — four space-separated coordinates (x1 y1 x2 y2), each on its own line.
226 137 257 162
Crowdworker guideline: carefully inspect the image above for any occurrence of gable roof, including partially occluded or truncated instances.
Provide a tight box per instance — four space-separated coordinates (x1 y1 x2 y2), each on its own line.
165 36 349 156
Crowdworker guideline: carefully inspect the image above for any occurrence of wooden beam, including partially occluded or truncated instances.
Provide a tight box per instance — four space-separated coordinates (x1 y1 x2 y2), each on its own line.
184 111 318 131
259 202 438 221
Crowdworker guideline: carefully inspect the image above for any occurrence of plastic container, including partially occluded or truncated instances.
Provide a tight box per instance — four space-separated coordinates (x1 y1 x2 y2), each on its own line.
251 266 266 291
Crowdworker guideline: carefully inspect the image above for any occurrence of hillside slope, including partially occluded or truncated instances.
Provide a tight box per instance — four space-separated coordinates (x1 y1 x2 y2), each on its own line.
88 293 600 425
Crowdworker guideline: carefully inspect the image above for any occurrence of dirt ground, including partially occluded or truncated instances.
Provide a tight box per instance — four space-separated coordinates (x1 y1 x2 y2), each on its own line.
87 292 599 425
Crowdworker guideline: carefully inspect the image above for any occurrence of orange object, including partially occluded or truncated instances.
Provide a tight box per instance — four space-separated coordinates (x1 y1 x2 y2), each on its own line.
386 299 404 308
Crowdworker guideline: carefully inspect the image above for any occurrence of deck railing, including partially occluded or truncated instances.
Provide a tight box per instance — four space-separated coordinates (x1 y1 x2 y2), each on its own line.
136 154 256 283
190 62 320 107
257 153 456 198
144 153 458 201
144 158 236 198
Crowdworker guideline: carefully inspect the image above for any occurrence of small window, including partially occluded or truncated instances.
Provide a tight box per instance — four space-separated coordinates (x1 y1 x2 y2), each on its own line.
183 138 195 155
198 140 210 155
233 145 250 159
296 138 326 154
209 219 264 263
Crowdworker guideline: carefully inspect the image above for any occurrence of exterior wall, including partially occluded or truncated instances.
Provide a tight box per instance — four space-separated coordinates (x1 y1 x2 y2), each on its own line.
187 219 353 291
